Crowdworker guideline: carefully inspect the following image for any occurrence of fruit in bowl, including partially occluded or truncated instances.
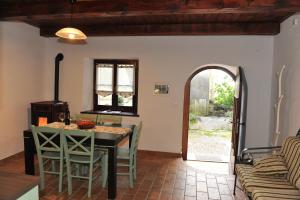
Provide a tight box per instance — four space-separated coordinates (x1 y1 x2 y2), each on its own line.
76 120 95 129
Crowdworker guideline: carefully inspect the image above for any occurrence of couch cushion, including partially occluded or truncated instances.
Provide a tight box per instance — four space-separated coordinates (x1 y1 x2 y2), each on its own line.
296 178 300 189
281 136 300 187
236 164 296 193
252 188 300 200
252 155 288 176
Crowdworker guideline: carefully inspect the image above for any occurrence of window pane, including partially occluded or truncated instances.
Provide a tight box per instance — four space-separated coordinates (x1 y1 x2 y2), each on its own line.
117 64 134 107
118 95 133 107
96 64 113 92
96 64 113 106
98 94 112 106
117 64 134 93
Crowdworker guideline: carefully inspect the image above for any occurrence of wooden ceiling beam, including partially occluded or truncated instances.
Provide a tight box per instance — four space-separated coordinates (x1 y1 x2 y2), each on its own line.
1 0 300 20
40 22 280 37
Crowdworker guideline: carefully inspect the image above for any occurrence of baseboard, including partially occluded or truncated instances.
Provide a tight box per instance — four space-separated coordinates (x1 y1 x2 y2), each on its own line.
138 150 182 158
0 151 24 164
0 150 182 165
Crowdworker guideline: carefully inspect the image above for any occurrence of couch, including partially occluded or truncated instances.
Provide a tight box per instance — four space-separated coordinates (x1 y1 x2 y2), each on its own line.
235 136 300 200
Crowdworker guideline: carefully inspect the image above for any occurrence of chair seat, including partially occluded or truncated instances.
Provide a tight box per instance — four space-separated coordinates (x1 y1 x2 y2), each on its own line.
117 147 130 159
252 188 300 200
69 150 105 163
236 164 297 193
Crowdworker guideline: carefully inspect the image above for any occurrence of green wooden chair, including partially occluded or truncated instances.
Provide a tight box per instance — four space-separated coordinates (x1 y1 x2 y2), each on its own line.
97 114 122 125
31 125 64 192
61 129 107 198
117 122 142 188
74 113 98 123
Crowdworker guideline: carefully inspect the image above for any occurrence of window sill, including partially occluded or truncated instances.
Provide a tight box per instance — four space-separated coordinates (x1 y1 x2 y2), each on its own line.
81 110 139 117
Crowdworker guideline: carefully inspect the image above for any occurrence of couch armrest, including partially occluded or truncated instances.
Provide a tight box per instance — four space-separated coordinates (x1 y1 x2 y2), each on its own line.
239 146 282 163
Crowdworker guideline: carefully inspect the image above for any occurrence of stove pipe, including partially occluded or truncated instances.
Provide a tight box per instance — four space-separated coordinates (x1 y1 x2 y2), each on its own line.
54 53 64 102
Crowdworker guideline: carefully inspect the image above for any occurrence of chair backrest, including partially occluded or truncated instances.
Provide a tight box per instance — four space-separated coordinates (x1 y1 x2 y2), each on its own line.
74 114 98 123
31 125 63 154
129 122 142 157
62 129 95 162
97 114 122 125
281 136 300 187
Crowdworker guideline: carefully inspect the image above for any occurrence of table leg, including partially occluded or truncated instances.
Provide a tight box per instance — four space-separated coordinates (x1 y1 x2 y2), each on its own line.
107 146 117 199
24 133 35 175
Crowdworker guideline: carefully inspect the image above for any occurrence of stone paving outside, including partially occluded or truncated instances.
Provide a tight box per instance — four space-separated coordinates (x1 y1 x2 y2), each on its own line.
188 116 232 162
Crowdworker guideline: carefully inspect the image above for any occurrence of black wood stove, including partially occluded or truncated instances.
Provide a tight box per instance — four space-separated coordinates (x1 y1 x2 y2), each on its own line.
30 53 68 126
31 101 68 126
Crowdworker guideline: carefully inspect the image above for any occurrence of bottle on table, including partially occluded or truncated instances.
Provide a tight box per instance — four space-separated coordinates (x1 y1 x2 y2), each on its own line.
64 108 70 125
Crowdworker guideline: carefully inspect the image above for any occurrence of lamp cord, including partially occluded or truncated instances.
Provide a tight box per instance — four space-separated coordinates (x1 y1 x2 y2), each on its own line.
70 0 75 27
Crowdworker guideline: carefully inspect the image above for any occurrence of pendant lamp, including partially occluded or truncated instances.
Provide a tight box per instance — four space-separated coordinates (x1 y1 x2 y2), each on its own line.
55 0 87 40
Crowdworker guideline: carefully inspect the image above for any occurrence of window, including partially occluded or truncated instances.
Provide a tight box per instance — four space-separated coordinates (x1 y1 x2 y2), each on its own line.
93 59 138 114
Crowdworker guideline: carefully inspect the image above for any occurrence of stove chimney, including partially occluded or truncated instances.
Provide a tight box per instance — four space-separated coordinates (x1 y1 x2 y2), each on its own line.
54 53 64 102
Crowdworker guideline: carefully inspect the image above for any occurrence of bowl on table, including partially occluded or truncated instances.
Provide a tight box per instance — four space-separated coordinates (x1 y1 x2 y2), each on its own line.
76 120 96 129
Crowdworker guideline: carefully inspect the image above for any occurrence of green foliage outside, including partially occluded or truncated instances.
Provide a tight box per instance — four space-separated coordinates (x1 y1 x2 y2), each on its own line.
189 113 198 126
214 82 234 110
118 96 124 105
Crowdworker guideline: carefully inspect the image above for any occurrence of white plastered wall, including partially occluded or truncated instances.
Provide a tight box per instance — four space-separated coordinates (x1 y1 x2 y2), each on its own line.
42 36 274 153
272 13 300 143
0 22 45 159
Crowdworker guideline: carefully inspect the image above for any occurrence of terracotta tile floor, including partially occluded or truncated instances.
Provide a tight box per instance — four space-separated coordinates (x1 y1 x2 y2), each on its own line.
0 152 247 200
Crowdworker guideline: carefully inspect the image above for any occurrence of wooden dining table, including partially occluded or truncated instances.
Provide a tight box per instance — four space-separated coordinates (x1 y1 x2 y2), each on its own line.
23 122 134 199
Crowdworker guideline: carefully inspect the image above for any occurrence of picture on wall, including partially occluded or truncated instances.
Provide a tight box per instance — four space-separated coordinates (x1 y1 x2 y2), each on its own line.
154 84 169 95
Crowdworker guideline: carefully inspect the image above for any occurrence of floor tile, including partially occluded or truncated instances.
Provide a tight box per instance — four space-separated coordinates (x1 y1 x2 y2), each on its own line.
218 184 230 195
206 178 218 188
196 181 207 192
185 185 197 197
207 187 220 200
197 192 208 200
185 196 197 200
186 176 197 186
220 194 233 200
216 177 227 184
0 151 247 200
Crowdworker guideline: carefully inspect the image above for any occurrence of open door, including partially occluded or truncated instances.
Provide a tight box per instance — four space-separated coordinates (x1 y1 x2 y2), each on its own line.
182 65 237 161
232 66 248 163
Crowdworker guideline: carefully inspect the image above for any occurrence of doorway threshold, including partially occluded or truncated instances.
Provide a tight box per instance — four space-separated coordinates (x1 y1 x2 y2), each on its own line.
187 152 230 163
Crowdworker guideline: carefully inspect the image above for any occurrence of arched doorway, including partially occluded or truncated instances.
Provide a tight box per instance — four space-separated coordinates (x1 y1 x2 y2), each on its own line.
182 64 247 162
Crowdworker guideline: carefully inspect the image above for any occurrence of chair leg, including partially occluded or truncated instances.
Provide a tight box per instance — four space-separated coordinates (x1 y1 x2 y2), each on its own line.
75 164 80 176
129 158 134 188
133 155 137 180
58 159 63 192
101 154 108 188
88 163 93 198
51 160 56 172
66 161 72 195
39 158 45 190
81 165 88 176
129 166 134 188
233 174 237 195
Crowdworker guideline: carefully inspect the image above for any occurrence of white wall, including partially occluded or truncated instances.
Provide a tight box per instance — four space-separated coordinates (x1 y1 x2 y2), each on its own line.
0 22 45 159
42 36 274 153
273 14 300 143
0 22 275 158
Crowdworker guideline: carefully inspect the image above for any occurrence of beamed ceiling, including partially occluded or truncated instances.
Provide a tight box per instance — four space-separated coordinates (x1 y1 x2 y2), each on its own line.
0 0 300 36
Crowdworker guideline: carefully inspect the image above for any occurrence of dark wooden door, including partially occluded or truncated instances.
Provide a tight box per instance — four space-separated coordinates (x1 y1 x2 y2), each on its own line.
232 67 248 163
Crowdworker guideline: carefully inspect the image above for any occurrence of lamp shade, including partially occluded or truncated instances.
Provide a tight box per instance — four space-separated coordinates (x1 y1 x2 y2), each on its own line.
55 27 87 40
